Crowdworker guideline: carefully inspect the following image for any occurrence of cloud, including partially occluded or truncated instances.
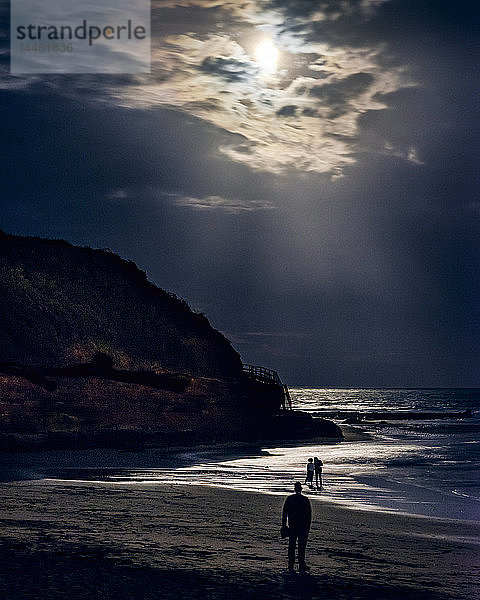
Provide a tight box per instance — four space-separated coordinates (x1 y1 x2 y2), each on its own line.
229 330 314 340
105 189 129 200
148 3 411 174
170 193 276 213
115 30 407 174
264 0 390 21
1 1 415 176
200 55 258 81
310 72 375 118
276 104 297 117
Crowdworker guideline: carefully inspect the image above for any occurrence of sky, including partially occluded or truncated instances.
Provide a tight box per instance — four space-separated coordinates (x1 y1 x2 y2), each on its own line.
1 0 479 387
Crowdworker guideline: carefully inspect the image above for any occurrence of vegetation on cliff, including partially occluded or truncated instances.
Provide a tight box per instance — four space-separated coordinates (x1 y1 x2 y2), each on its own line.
0 230 241 377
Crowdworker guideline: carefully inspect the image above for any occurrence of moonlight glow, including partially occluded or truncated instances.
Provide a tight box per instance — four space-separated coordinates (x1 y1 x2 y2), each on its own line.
254 40 278 71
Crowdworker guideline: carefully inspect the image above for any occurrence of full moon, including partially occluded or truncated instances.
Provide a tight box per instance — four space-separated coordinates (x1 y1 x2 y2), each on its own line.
254 40 278 72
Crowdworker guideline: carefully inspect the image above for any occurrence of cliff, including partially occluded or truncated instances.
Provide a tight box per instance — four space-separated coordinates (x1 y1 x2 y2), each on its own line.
0 231 342 449
0 230 241 377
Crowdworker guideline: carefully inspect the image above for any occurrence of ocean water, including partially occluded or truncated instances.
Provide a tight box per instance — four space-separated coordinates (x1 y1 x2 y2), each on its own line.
288 388 480 521
2 388 477 522
29 388 479 523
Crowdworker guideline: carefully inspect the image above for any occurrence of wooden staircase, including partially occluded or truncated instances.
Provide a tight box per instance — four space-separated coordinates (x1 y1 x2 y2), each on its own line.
242 364 292 410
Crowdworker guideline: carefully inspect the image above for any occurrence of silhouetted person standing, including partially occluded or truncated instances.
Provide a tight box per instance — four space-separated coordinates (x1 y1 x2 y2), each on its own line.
314 457 323 489
305 457 314 487
282 482 312 572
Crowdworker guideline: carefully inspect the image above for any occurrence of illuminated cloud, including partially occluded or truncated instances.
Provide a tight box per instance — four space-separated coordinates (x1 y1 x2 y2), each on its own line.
170 193 276 212
2 1 414 176
107 0 413 176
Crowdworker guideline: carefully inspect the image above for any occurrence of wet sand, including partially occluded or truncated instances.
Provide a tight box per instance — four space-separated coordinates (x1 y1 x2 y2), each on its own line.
0 479 478 599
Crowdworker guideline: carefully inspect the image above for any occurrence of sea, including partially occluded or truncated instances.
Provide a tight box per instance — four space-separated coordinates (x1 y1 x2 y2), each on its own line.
1 388 479 523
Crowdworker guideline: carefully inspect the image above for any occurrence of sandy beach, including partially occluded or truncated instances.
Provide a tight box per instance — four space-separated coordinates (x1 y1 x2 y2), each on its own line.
0 479 478 600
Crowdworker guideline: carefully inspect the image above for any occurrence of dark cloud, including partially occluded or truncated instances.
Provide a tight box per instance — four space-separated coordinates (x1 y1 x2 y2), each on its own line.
310 72 375 117
200 55 258 81
295 0 479 63
311 73 374 99
151 3 230 39
264 0 368 20
276 104 297 117
0 83 273 203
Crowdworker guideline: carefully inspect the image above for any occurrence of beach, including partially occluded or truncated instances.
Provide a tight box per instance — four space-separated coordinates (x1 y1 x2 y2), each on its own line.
0 478 478 600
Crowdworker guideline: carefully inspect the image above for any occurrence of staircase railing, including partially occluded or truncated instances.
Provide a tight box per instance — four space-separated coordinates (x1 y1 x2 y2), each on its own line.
242 364 292 410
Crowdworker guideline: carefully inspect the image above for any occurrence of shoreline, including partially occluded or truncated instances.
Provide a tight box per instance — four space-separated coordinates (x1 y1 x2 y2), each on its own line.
0 479 478 600
2 429 478 524
40 475 480 528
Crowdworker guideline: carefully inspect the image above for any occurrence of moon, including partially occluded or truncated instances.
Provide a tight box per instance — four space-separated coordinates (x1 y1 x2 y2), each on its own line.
254 40 278 72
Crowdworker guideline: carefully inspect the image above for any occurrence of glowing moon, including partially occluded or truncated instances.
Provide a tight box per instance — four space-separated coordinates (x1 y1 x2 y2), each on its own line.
254 40 278 72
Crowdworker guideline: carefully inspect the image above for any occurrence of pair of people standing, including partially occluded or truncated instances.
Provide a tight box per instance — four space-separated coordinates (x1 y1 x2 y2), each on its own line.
305 456 323 489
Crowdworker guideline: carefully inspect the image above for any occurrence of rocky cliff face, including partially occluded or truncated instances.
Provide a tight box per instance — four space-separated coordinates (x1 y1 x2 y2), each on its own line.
0 231 342 450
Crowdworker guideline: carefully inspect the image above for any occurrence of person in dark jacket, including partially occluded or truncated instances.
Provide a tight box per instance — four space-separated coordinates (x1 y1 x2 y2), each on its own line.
281 482 312 572
314 457 323 489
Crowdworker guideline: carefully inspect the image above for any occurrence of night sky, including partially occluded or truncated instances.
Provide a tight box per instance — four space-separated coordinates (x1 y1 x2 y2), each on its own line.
1 1 479 387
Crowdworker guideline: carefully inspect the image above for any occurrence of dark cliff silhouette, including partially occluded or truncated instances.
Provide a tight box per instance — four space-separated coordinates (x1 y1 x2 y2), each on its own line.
0 230 241 377
0 231 342 450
